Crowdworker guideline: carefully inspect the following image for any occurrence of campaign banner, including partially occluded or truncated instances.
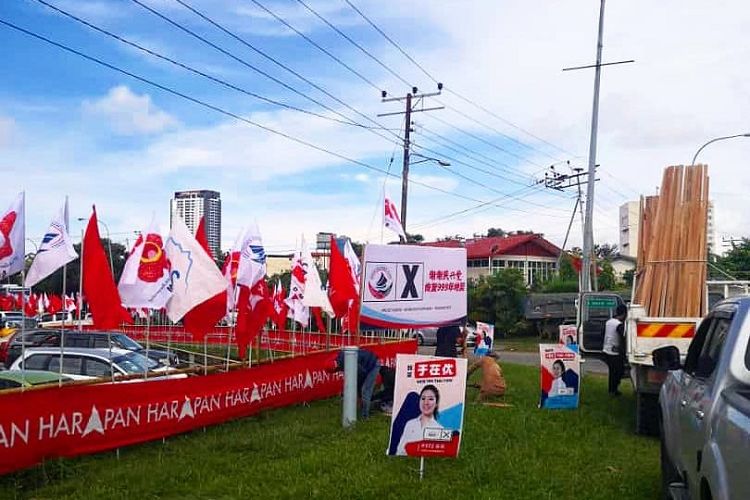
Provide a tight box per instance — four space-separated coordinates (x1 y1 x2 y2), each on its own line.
474 321 494 356
360 244 467 329
539 344 580 410
558 324 578 351
0 340 416 475
387 354 467 458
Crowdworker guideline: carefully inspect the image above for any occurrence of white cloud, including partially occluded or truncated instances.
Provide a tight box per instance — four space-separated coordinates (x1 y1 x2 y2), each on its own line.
82 85 178 135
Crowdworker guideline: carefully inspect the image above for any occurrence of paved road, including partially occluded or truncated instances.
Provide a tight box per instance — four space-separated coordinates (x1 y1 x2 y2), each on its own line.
417 346 608 374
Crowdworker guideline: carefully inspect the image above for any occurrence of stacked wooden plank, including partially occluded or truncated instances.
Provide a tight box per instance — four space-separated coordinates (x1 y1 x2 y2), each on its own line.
634 165 709 317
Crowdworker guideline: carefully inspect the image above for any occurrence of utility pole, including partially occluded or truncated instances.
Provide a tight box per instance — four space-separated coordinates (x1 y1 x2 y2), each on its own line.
378 84 444 234
562 0 633 292
539 164 597 269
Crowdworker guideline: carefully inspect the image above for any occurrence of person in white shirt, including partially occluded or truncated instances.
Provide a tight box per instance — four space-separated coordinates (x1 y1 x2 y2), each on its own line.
396 385 444 455
549 360 569 396
603 304 628 396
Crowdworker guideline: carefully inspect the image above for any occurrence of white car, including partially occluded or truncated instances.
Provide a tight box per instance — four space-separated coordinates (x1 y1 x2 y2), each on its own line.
9 347 184 381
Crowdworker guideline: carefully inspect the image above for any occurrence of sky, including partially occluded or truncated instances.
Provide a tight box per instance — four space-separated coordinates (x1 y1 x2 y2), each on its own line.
1 0 749 255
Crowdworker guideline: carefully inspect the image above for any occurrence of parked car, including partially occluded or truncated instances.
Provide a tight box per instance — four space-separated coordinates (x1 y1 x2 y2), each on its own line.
1 329 62 369
38 312 74 328
29 330 180 367
655 297 750 500
9 347 181 381
0 370 71 390
412 327 438 346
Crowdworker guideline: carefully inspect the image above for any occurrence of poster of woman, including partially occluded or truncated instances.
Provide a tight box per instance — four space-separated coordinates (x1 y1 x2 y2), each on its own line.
474 321 494 356
538 344 580 409
387 354 467 458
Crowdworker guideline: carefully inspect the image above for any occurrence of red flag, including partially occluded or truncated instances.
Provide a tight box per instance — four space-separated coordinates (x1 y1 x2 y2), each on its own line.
182 216 226 341
82 207 132 329
311 307 327 334
235 280 272 359
24 297 36 317
195 216 212 259
0 295 12 310
328 235 358 318
47 294 63 315
272 281 288 330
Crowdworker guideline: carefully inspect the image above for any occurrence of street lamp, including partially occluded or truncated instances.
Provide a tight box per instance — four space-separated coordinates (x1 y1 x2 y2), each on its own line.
77 217 114 276
410 153 451 167
691 133 750 165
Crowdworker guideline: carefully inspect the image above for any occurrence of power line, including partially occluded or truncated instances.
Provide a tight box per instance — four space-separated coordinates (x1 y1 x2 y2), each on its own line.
339 0 573 163
247 0 382 93
294 0 413 90
170 0 400 133
34 0 371 129
343 0 439 85
127 0 375 131
0 18 568 220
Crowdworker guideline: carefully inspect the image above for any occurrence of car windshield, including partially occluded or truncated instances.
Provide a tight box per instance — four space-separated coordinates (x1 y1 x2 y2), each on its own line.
113 334 143 350
113 352 159 374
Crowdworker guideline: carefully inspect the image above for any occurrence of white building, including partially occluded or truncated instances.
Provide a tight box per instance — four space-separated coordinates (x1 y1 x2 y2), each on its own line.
618 199 716 258
619 201 640 258
170 190 222 257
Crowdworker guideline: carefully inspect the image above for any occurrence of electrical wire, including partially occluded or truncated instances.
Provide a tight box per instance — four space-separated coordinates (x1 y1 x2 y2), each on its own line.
0 18 569 220
247 0 382 93
34 0 372 129
294 0 413 90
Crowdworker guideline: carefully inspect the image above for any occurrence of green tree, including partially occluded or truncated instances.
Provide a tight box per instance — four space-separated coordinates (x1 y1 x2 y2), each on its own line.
714 238 750 278
597 260 617 291
595 243 619 260
622 268 635 288
468 269 528 336
486 227 507 237
30 239 128 295
405 233 424 244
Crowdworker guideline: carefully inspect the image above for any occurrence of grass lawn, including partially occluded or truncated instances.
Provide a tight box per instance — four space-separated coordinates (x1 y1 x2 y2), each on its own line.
496 335 546 352
0 363 659 499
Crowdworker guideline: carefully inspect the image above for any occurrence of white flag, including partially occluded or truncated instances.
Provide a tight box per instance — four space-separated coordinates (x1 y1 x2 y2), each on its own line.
236 222 266 288
25 201 78 288
301 238 333 315
0 192 25 280
164 216 228 322
118 220 172 309
384 196 407 240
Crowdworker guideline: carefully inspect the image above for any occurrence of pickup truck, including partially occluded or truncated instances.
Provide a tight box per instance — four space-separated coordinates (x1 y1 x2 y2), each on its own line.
655 297 750 500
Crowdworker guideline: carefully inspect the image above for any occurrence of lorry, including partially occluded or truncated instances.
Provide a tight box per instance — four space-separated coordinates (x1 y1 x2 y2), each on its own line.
578 280 750 436
654 297 750 500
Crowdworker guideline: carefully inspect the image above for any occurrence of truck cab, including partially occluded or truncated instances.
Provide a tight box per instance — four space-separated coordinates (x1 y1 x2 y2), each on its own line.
578 292 626 356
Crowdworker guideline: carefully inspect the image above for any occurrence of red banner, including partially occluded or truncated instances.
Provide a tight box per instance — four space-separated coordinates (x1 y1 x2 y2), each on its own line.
0 340 416 475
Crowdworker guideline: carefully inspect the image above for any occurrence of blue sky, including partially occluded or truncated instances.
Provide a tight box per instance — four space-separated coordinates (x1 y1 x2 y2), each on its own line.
2 0 749 254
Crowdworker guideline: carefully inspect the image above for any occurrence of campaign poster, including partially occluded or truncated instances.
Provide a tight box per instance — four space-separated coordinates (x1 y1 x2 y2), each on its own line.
539 344 580 410
558 324 578 352
387 354 467 458
360 244 467 329
474 321 494 356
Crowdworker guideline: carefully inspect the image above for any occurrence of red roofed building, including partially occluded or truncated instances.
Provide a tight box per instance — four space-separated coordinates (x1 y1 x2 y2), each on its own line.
422 234 561 285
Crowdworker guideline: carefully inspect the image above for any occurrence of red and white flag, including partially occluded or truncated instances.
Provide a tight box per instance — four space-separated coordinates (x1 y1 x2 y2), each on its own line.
285 250 309 326
64 294 77 313
384 196 406 240
164 216 228 323
118 220 172 310
272 280 288 330
301 237 333 316
0 192 25 280
221 230 244 313
234 223 271 358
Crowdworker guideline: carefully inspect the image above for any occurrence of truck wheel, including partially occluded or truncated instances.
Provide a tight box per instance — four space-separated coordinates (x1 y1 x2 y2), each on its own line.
636 392 659 436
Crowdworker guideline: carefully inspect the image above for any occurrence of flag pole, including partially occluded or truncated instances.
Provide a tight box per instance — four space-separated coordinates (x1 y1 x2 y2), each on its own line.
59 265 67 387
145 311 150 380
20 270 27 390
78 228 85 332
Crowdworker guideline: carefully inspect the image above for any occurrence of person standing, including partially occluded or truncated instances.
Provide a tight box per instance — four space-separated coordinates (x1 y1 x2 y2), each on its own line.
331 348 381 418
435 324 463 358
603 304 627 396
